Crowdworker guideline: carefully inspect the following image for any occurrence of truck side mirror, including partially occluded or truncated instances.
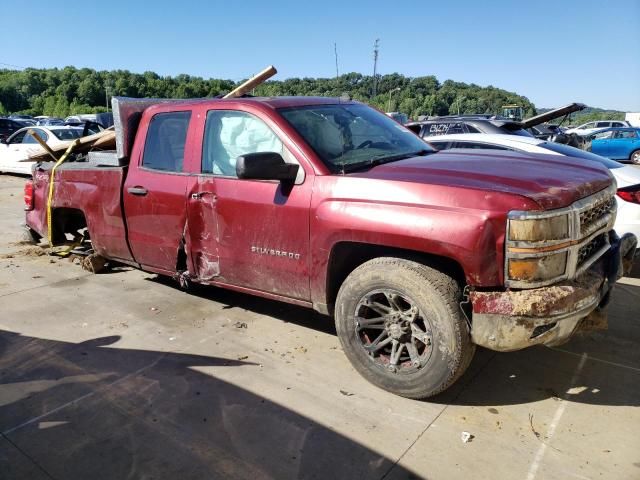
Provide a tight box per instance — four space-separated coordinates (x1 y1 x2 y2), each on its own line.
236 152 299 183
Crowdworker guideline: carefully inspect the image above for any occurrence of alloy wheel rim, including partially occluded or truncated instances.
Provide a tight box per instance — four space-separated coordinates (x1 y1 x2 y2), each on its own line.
354 289 433 374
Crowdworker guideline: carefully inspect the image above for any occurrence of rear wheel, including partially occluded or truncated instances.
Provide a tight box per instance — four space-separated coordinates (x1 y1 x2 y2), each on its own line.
335 257 475 399
630 149 640 165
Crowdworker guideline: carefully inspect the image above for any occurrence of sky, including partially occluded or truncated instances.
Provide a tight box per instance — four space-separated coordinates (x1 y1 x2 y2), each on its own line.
3 0 639 110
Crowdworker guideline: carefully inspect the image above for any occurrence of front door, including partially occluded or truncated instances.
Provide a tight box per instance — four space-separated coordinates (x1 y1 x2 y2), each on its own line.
609 129 639 160
123 110 193 272
187 109 312 300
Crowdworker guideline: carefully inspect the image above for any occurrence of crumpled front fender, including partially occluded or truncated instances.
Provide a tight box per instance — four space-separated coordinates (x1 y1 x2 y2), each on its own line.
469 232 637 352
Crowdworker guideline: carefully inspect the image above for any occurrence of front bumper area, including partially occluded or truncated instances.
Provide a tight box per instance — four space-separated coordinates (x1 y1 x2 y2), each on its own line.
470 232 637 352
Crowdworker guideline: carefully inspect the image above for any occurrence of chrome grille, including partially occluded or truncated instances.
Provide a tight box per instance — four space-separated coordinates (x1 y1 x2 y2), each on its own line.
577 233 606 267
580 197 615 235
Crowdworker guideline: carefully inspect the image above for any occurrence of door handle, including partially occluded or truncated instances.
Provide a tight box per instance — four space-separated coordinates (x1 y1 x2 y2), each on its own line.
191 192 216 200
127 186 148 196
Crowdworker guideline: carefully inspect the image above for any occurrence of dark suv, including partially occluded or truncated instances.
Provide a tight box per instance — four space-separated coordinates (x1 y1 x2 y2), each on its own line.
406 115 533 138
0 118 26 141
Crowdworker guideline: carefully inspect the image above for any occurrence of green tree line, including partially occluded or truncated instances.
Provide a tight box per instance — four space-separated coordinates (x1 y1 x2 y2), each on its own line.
0 66 540 119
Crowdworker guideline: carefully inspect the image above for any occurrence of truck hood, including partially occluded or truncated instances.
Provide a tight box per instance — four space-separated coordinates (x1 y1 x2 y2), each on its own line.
350 149 613 210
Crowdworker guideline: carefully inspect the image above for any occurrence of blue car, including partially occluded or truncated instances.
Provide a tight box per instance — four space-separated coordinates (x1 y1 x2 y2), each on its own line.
588 127 640 164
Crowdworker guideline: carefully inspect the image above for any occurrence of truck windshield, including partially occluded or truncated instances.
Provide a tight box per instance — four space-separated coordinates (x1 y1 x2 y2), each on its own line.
279 104 434 172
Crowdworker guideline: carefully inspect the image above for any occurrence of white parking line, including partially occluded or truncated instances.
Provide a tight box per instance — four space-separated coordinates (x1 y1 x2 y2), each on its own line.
525 353 588 480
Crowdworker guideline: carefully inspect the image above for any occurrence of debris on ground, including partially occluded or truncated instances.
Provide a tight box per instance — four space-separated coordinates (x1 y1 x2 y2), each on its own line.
81 254 107 273
0 246 48 259
339 390 354 396
529 413 541 440
234 321 248 329
461 431 474 443
237 355 249 360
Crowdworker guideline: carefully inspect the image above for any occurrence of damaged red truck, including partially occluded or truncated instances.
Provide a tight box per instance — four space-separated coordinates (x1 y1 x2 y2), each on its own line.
24 96 637 399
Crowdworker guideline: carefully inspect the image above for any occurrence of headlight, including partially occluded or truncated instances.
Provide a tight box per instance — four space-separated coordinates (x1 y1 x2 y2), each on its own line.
506 211 572 288
505 186 617 289
508 215 570 242
507 252 568 282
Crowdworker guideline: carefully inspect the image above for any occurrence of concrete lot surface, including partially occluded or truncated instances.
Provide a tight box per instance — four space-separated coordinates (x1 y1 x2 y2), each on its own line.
1 173 639 479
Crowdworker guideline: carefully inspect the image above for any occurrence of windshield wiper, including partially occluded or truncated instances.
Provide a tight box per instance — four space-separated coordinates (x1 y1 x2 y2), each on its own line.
340 149 432 173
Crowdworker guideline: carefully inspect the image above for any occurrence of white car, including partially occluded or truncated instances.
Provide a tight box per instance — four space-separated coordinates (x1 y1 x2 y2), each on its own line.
565 120 630 137
0 126 85 175
425 133 640 243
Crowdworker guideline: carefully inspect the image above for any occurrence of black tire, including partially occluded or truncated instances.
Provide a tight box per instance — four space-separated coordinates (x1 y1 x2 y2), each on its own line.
335 257 475 399
630 149 640 165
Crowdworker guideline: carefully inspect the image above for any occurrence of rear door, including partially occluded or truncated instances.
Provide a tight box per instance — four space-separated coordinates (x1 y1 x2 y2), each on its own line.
186 106 313 300
123 110 195 273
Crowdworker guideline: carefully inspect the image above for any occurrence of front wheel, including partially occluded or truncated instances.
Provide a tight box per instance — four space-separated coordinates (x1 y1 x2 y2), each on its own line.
630 149 640 165
335 257 475 399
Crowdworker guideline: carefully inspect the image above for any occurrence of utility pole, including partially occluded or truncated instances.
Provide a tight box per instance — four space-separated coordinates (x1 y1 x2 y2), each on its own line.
387 87 400 112
105 81 112 112
334 43 339 80
372 38 380 98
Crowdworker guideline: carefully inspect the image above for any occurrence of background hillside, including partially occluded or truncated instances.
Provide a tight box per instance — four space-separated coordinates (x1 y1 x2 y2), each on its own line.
1 66 628 123
538 106 626 125
0 66 536 120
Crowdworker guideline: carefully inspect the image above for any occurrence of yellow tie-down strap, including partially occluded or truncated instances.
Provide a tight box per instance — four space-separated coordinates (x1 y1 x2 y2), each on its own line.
46 141 79 246
27 131 81 249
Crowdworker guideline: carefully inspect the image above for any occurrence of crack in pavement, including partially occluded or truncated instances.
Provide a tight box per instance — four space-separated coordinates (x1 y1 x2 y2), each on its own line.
379 351 498 480
1 433 58 480
0 273 92 299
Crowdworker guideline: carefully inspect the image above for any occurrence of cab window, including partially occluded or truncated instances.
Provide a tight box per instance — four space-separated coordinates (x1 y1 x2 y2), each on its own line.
203 110 289 177
142 111 191 172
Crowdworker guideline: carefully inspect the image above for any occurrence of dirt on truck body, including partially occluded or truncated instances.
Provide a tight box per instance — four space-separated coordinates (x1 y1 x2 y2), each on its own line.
23 95 638 399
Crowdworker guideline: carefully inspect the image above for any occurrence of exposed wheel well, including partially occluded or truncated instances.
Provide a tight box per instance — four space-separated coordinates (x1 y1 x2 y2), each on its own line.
51 208 87 244
325 241 466 313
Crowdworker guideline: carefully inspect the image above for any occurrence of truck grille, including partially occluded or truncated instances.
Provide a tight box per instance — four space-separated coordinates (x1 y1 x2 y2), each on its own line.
580 197 615 235
577 233 607 267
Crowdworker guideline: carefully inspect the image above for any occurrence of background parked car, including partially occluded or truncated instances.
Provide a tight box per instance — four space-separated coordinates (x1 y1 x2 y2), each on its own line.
36 117 65 126
565 120 630 136
0 126 85 175
0 118 25 142
64 112 114 128
424 132 640 243
405 115 533 138
586 128 640 164
8 114 34 121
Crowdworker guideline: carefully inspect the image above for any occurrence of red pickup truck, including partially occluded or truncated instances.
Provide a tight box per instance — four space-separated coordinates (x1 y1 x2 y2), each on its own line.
24 96 637 399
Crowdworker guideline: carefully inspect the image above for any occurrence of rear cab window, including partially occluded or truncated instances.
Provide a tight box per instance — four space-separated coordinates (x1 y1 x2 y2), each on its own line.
142 111 191 172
